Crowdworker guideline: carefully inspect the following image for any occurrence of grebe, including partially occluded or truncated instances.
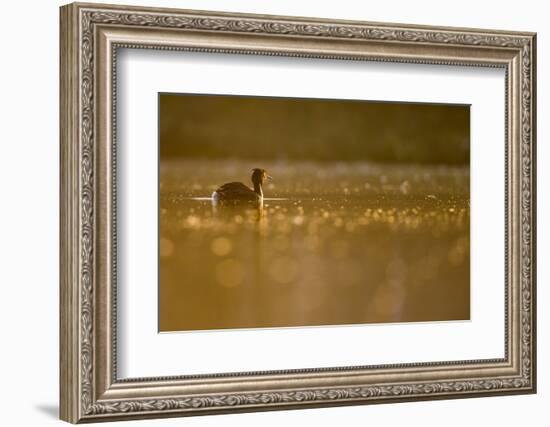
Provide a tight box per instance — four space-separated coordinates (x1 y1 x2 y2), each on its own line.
212 168 272 205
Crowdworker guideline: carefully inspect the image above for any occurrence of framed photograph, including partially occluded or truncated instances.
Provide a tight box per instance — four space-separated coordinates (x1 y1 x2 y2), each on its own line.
60 2 537 423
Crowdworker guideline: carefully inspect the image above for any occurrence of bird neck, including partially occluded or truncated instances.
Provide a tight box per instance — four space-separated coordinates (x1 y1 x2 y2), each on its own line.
253 181 263 197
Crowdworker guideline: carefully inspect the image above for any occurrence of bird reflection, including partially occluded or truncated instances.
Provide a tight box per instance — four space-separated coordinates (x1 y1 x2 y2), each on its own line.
211 202 265 223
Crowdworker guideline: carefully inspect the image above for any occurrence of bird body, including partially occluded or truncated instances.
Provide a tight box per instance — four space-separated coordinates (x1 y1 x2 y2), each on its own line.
212 182 261 203
212 168 271 206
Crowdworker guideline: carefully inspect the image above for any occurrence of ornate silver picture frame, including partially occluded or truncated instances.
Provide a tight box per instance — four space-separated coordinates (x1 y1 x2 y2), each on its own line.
60 2 536 423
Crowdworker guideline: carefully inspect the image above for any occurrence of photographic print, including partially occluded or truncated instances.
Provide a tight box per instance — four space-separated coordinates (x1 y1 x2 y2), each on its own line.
158 94 470 332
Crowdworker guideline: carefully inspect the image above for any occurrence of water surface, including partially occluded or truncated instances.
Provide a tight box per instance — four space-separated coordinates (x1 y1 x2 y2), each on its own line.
159 160 470 332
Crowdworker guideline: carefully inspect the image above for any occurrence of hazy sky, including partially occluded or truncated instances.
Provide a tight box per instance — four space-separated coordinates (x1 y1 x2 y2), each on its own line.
160 93 469 165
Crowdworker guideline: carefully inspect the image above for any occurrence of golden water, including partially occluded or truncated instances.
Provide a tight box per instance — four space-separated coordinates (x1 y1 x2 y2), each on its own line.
159 160 470 332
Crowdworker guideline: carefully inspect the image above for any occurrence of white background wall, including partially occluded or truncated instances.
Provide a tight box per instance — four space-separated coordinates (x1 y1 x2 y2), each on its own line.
0 0 545 426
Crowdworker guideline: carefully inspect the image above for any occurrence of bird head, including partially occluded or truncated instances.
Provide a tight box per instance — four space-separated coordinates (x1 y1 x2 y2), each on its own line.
251 168 272 185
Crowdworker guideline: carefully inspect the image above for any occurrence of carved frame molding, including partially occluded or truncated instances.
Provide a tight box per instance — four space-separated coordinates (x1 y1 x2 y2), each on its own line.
60 2 536 423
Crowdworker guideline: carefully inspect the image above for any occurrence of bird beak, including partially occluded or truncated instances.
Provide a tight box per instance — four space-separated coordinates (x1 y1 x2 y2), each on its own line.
267 175 273 181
